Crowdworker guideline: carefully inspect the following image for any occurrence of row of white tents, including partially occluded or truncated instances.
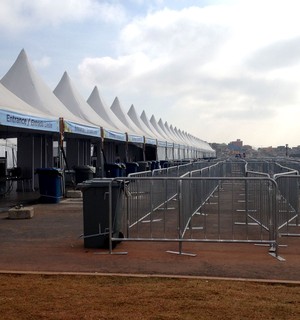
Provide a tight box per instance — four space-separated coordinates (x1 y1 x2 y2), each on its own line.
0 49 215 187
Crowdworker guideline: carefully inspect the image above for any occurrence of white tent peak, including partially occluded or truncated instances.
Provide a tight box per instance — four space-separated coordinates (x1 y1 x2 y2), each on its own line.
140 111 167 143
87 87 130 133
127 104 156 139
87 86 113 126
0 49 91 126
0 82 55 119
110 97 131 128
53 71 113 129
150 114 169 141
110 97 145 137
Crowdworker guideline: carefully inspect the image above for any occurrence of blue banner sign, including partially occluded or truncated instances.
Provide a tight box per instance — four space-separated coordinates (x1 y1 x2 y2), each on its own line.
0 109 59 132
157 140 167 147
64 120 100 137
128 134 144 143
103 128 126 141
145 137 157 145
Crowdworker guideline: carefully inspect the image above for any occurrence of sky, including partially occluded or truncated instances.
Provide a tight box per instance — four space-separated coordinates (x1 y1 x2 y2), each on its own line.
1 0 300 148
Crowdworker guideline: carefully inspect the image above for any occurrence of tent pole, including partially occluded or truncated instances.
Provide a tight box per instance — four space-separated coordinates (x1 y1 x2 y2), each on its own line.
143 137 146 161
125 133 129 163
31 136 35 191
59 118 64 170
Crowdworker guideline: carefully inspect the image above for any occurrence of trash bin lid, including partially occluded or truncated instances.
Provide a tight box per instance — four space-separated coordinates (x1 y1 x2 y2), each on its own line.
78 178 122 189
73 165 96 173
36 168 63 175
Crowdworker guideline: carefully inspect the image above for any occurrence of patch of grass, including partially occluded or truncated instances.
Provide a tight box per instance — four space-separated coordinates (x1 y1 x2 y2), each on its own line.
0 274 300 319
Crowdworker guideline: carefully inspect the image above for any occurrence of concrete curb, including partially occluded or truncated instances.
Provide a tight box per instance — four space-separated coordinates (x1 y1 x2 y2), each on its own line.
1 270 300 285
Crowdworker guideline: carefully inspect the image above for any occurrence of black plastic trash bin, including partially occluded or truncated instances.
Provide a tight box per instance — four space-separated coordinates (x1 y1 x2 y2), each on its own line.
79 179 124 248
73 165 95 184
125 162 139 176
36 168 63 203
137 161 149 172
160 160 169 168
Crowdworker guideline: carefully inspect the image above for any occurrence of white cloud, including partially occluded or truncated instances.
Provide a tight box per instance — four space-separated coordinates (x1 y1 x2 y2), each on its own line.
4 0 300 146
33 55 51 69
0 0 126 31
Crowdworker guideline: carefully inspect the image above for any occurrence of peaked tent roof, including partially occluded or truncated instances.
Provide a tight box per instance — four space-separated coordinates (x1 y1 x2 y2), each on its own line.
169 124 184 144
161 120 184 146
1 49 100 137
53 72 125 141
150 115 171 143
140 110 167 146
165 121 185 146
127 104 157 145
110 97 144 143
86 86 131 140
0 83 59 133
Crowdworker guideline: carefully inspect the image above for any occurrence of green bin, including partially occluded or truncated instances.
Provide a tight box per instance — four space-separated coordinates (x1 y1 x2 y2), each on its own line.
79 179 124 248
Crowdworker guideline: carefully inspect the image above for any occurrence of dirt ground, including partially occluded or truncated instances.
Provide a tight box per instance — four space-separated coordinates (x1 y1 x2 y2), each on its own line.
0 197 300 282
1 273 300 320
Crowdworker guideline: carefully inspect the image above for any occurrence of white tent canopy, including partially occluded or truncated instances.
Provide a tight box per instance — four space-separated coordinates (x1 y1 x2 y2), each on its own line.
0 83 59 133
140 110 167 146
1 49 100 137
150 115 171 143
127 105 156 145
163 121 184 146
110 97 145 143
87 86 134 142
54 71 125 140
158 118 182 146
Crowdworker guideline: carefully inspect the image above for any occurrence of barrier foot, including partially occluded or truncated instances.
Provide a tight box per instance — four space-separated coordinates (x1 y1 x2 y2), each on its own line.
269 252 285 261
94 251 128 255
280 233 300 237
166 250 197 257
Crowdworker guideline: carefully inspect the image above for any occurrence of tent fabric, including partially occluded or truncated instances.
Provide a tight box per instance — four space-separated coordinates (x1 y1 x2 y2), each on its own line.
0 83 59 132
86 86 130 141
110 97 145 143
87 86 128 132
140 110 167 147
53 72 107 129
158 118 182 146
1 49 100 137
163 121 184 147
150 115 171 143
0 49 215 157
127 105 157 145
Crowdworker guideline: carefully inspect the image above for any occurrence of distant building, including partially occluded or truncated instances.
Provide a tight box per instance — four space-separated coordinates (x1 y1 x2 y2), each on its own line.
228 139 243 156
229 139 243 148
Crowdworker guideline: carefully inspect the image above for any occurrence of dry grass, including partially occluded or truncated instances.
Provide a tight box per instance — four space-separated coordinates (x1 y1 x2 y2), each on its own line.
1 274 300 320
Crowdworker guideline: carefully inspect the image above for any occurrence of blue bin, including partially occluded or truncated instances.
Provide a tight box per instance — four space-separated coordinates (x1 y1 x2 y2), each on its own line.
151 161 160 170
36 168 63 203
105 163 126 178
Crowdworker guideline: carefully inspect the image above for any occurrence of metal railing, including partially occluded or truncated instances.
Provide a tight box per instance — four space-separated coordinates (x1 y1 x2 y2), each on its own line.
108 175 279 259
101 158 300 260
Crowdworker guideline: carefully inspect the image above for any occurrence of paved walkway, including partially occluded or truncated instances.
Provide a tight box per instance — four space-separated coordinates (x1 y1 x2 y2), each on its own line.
0 193 300 281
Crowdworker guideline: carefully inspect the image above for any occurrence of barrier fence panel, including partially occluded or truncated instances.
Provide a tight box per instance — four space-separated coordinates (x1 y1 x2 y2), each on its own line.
275 175 300 236
110 176 279 259
223 160 246 177
245 160 300 237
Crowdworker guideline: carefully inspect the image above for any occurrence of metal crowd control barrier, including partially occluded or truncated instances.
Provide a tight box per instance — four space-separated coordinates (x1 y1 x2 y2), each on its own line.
101 158 300 260
106 175 281 259
274 175 300 237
